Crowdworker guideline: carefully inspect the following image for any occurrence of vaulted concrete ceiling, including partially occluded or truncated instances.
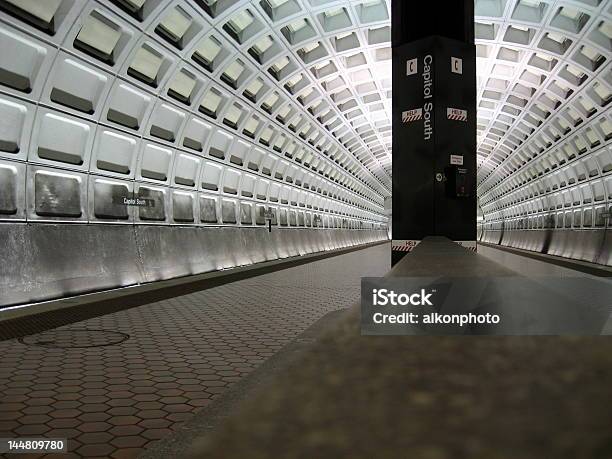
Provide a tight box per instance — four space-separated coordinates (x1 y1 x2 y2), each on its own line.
0 0 609 222
475 0 611 226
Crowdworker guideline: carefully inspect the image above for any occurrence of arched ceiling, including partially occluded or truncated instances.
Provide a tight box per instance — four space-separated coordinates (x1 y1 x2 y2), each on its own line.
0 0 609 221
0 0 392 222
475 0 611 222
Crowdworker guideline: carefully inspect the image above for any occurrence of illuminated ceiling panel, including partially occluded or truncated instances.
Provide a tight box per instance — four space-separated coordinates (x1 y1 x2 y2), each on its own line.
475 0 611 225
1 0 608 216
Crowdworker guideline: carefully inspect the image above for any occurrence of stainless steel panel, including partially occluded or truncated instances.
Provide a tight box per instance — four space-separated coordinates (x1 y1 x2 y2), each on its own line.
34 170 82 217
93 180 130 220
283 228 300 257
136 226 213 281
240 202 252 224
279 208 288 226
0 223 388 307
0 223 146 307
221 199 236 224
200 196 217 223
256 204 266 225
138 186 166 221
0 164 17 215
173 192 194 223
240 228 268 264
0 160 24 220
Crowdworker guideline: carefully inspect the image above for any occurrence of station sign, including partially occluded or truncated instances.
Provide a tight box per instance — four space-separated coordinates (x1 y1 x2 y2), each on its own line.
113 195 155 207
451 57 463 74
406 58 418 75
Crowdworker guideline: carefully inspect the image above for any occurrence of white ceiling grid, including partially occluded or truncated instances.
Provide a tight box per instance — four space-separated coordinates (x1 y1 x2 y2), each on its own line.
181 0 394 195
475 0 612 227
1 0 610 230
0 0 393 220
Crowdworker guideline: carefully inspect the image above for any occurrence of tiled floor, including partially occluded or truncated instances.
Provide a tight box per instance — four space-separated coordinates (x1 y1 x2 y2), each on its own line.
0 243 390 459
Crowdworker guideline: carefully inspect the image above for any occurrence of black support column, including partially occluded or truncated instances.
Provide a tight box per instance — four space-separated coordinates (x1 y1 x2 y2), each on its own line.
391 0 477 265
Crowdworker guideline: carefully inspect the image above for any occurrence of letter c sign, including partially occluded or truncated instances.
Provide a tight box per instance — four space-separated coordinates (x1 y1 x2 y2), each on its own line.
451 57 463 75
406 58 417 76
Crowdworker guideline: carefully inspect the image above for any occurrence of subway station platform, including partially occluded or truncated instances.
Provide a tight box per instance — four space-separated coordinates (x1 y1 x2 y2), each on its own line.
2 240 611 459
171 239 612 459
0 243 390 459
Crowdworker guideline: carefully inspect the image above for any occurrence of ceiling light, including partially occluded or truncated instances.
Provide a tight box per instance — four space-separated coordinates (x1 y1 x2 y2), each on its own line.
227 9 254 34
194 36 222 71
4 0 62 26
270 56 290 73
287 19 307 33
223 61 244 82
252 35 274 54
244 78 264 101
129 46 163 84
168 70 197 104
75 13 122 63
224 104 243 127
200 89 222 117
325 8 345 18
157 7 191 42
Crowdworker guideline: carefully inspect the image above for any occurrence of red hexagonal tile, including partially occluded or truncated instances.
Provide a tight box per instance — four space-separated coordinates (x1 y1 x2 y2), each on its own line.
77 422 112 433
141 428 173 440
52 400 81 410
108 425 144 437
138 418 171 429
49 409 82 419
107 406 138 417
76 443 115 457
110 447 147 459
24 397 56 407
77 431 114 444
45 427 82 439
164 404 192 414
107 399 136 408
107 416 141 427
47 418 82 429
134 402 163 411
79 403 110 413
110 435 149 448
166 412 192 423
15 424 51 435
78 412 111 423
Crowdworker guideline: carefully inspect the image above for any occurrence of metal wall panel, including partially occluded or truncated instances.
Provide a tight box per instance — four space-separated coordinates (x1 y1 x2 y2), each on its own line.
29 167 87 220
200 195 218 223
0 160 25 220
91 177 132 221
172 191 195 223
0 223 146 306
